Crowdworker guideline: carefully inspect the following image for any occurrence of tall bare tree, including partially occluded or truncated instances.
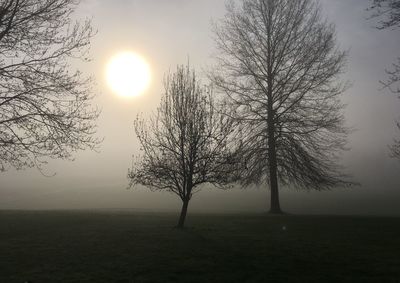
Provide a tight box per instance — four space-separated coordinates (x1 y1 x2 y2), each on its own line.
211 0 352 213
0 0 99 171
368 0 400 158
128 64 238 228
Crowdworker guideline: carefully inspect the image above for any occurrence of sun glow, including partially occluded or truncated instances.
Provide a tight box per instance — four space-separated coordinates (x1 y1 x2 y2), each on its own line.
106 51 151 97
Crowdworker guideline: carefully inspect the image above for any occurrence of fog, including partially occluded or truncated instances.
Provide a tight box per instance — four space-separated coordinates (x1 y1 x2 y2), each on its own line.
0 0 399 215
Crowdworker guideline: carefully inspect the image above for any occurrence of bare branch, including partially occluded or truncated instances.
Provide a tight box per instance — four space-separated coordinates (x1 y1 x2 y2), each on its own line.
368 0 400 159
0 0 100 171
368 0 400 29
210 0 354 212
128 63 239 227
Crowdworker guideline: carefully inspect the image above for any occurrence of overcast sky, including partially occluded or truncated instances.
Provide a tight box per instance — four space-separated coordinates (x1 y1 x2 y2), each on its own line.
0 0 399 215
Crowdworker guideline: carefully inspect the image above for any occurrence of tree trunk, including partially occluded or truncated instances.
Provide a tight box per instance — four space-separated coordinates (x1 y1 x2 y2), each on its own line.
177 198 190 228
267 104 282 214
268 132 282 213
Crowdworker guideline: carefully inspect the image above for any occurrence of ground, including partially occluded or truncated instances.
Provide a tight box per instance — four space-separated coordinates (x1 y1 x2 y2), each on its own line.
0 211 399 282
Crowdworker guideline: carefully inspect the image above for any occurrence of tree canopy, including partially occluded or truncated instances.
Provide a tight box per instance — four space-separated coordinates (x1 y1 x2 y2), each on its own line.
368 0 400 158
129 64 238 227
211 0 352 212
0 0 99 171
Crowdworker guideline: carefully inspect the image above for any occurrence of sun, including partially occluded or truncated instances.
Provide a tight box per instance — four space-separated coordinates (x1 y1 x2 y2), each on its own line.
106 51 151 97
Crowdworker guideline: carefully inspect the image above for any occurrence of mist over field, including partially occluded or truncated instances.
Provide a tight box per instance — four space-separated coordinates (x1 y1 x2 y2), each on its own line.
2 1 400 282
0 0 399 215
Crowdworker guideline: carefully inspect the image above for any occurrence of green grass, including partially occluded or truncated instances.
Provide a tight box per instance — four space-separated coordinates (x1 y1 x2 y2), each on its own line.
0 211 399 282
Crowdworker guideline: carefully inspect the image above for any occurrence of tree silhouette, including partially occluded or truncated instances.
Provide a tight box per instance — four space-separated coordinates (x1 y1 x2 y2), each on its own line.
210 0 352 213
0 0 99 171
368 0 400 159
129 64 238 228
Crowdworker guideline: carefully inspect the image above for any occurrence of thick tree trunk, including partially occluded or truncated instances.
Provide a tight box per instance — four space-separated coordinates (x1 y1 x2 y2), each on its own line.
267 104 282 214
177 198 190 228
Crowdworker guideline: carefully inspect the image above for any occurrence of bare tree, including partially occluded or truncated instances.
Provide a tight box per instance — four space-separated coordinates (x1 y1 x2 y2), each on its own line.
369 0 400 29
368 0 400 158
368 0 400 92
210 0 352 213
391 121 400 159
128 64 238 228
0 0 99 171
384 58 400 159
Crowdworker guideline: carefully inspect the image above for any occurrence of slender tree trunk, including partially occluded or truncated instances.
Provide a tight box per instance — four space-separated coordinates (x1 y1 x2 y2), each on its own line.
267 104 282 214
177 198 190 228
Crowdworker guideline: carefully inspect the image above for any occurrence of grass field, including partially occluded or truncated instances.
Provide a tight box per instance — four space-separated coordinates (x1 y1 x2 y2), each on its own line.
0 211 399 283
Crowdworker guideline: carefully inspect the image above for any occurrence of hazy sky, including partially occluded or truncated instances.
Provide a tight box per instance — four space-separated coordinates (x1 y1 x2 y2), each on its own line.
1 0 399 215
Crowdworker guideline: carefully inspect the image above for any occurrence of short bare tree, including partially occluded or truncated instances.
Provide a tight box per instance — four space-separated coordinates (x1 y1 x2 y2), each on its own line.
128 64 238 228
210 0 353 213
368 0 400 158
0 0 99 171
